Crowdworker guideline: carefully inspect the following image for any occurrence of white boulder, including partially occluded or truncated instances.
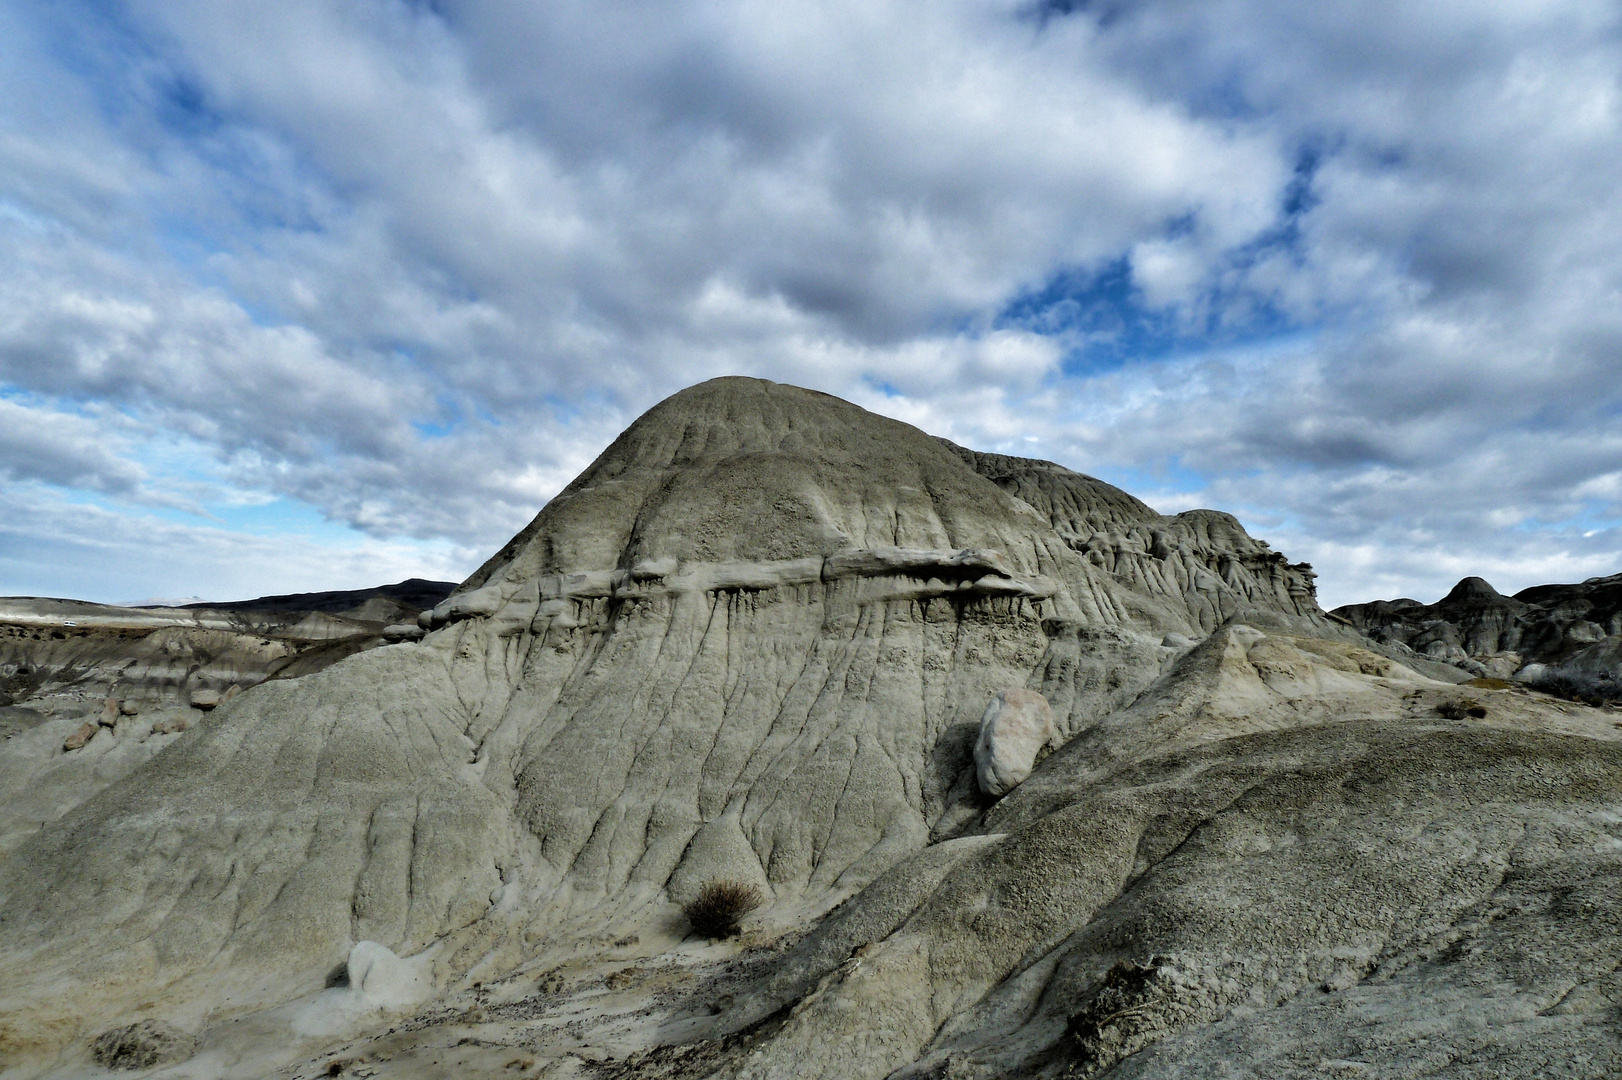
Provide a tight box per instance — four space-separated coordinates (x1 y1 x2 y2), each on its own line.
345 941 432 1011
974 689 1057 798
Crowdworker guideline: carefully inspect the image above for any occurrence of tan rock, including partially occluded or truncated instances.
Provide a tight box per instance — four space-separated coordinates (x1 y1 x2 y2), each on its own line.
974 688 1057 797
62 722 98 751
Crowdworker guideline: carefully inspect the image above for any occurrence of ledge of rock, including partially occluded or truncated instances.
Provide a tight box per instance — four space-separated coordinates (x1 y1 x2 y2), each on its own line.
423 548 1058 631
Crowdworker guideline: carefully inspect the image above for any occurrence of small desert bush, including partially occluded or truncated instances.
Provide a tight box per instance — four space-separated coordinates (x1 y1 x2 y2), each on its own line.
1437 698 1487 720
90 1020 194 1070
684 879 763 939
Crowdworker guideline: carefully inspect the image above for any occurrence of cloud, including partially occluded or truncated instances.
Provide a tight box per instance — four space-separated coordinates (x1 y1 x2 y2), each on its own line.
0 398 146 496
0 0 1618 606
0 482 473 603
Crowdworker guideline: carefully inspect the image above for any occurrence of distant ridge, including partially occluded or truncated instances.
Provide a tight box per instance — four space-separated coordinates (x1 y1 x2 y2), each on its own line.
1334 570 1622 689
0 579 460 719
167 577 456 616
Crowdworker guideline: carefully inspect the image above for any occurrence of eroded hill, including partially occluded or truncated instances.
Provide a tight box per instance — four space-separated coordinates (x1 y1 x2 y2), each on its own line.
0 379 1616 1080
1335 573 1622 698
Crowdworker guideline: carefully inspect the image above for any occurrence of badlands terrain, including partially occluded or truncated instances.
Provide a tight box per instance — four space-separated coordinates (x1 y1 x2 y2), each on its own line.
0 580 452 863
0 377 1618 1079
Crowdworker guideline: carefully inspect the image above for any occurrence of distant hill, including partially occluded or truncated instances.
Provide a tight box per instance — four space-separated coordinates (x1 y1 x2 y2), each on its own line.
1334 571 1622 698
0 578 457 719
168 577 456 615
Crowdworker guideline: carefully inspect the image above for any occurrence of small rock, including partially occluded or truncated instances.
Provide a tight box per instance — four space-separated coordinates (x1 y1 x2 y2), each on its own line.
119 700 140 716
975 689 1057 798
151 715 190 735
1517 663 1549 683
98 698 121 726
90 1019 196 1070
222 684 242 703
383 623 426 642
63 722 99 751
189 689 221 710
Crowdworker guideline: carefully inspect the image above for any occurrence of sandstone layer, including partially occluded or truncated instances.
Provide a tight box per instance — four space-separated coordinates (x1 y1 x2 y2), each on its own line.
0 378 1616 1079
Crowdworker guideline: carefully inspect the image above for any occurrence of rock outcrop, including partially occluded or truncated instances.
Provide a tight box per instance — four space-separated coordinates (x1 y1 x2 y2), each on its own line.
940 443 1323 634
0 378 1616 1080
0 583 455 873
0 580 454 720
1336 572 1622 694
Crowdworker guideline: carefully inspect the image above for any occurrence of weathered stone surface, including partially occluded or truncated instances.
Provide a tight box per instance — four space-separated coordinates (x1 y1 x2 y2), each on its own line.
0 705 45 739
149 714 189 735
974 689 1056 797
0 580 453 723
1337 571 1622 691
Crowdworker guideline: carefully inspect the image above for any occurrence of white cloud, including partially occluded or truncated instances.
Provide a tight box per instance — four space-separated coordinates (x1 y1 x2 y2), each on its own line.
0 398 146 497
0 0 1618 606
1130 238 1206 311
0 482 474 603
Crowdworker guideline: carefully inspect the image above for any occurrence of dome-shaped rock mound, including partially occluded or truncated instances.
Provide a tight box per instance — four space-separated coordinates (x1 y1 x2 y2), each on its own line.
14 378 1549 1080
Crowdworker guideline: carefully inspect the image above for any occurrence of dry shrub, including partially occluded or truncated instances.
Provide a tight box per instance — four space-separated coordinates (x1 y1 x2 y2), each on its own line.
1437 698 1487 720
90 1021 194 1070
684 879 763 939
1524 668 1622 706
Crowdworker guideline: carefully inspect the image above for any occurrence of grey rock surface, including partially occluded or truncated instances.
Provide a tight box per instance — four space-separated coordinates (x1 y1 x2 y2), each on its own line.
0 586 451 880
0 378 1614 1080
0 579 454 718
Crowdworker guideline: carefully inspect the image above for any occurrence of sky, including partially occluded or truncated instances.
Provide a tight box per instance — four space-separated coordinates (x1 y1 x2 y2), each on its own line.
1 0 1620 609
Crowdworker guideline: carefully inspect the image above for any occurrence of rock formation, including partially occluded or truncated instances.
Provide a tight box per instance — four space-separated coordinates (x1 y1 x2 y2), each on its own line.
1336 572 1622 694
0 378 1617 1079
0 578 454 717
0 581 454 870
